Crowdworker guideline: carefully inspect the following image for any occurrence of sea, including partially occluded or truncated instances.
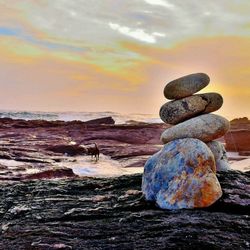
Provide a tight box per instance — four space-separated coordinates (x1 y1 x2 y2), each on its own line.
0 110 162 124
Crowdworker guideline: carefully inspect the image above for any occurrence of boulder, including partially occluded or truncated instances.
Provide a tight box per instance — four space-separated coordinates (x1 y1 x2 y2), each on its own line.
84 116 115 125
142 138 222 209
207 141 231 171
160 93 223 124
164 73 210 99
161 114 230 144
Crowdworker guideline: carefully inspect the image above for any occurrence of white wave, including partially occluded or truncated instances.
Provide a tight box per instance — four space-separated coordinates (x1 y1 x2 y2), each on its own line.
0 110 161 124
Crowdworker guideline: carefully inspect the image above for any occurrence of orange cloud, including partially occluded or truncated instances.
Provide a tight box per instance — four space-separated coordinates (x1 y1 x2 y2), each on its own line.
0 31 250 118
121 36 250 117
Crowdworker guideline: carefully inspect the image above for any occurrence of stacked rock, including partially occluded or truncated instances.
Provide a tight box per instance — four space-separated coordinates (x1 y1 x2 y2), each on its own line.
142 73 231 210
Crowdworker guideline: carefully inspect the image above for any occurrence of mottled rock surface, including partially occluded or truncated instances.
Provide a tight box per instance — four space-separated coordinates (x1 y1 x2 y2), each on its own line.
0 117 248 181
207 141 231 171
164 73 210 100
142 139 222 209
0 118 167 180
0 171 249 249
160 93 223 124
161 114 230 144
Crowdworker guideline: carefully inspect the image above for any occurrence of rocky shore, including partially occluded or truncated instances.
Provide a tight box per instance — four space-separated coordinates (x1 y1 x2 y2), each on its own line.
0 117 249 180
0 116 249 249
0 171 249 249
0 117 166 181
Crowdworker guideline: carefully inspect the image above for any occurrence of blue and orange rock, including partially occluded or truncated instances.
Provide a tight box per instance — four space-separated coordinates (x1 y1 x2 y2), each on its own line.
142 138 222 210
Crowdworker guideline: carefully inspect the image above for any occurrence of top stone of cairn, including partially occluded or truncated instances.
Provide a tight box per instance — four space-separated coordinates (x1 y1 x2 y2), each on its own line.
164 73 210 100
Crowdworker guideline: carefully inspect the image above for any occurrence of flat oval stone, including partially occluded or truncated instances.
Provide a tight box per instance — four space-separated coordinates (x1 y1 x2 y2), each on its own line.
161 114 230 143
207 141 231 171
142 138 222 209
160 93 223 125
164 73 210 100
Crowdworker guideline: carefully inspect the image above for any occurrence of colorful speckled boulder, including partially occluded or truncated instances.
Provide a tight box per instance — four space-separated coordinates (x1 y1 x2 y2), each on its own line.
142 138 222 210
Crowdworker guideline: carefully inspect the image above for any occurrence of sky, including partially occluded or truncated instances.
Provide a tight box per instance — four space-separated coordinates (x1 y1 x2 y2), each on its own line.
0 0 250 119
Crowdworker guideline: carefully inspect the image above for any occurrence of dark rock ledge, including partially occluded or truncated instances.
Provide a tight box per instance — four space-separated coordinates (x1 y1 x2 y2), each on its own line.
0 170 249 250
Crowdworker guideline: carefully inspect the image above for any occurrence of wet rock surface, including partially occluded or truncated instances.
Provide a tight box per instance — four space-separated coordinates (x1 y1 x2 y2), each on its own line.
0 117 249 180
0 116 249 180
0 171 249 249
0 118 166 180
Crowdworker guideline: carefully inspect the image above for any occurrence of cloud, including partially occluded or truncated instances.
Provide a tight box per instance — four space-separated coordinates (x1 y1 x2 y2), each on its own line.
121 36 250 117
0 0 250 117
0 25 83 52
152 32 166 37
3 0 248 47
109 22 157 43
143 0 175 9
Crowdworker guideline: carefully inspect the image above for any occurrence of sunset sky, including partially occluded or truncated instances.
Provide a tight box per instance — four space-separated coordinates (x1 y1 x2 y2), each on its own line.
0 0 250 119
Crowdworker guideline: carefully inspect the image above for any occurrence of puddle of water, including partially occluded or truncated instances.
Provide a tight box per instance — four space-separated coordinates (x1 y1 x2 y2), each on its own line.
1 152 249 179
230 158 250 172
66 153 250 177
58 154 143 177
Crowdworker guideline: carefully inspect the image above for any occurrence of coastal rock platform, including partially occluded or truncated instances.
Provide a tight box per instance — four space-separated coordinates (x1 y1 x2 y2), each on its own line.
0 171 249 249
0 117 167 180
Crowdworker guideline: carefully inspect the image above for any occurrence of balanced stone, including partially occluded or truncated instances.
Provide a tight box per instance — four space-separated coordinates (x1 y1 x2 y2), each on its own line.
161 114 230 144
207 141 231 171
164 73 210 100
142 138 222 209
160 93 223 125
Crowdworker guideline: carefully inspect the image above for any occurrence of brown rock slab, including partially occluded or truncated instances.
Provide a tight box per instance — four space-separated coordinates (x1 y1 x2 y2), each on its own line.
225 129 250 151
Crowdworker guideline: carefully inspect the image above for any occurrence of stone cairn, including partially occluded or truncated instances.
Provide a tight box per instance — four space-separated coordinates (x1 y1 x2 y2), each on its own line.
142 73 231 210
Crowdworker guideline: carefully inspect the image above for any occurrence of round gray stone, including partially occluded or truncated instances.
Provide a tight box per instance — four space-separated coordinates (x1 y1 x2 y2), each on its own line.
207 141 231 171
160 93 223 125
164 73 210 100
161 114 230 143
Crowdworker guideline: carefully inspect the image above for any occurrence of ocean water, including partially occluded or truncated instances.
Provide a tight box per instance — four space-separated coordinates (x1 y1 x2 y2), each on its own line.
0 110 162 124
